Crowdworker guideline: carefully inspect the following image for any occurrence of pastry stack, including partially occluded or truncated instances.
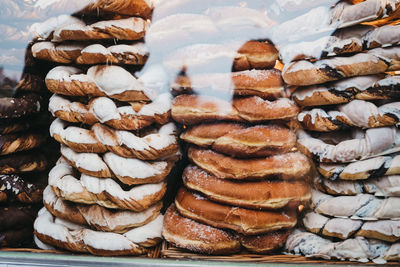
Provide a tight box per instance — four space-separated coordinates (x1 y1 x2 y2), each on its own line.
29 1 180 256
149 2 313 255
277 0 400 263
0 0 62 247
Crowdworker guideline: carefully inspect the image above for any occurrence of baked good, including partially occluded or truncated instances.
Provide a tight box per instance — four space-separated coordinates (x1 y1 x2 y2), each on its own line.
43 186 162 233
318 153 400 180
0 114 50 135
292 75 400 107
0 150 48 174
238 230 292 254
172 94 299 125
297 127 400 163
313 175 400 197
188 147 311 180
49 159 166 211
15 72 47 92
0 93 42 119
312 189 400 220
175 187 297 235
51 119 178 160
368 46 400 71
298 100 400 131
181 123 296 158
60 145 175 185
282 53 387 86
163 204 291 255
0 173 46 203
182 165 311 210
164 41 278 73
285 230 400 263
46 65 156 102
32 42 149 65
303 212 400 242
0 131 47 156
48 93 171 130
171 69 285 100
162 204 241 255
40 17 148 42
34 207 163 256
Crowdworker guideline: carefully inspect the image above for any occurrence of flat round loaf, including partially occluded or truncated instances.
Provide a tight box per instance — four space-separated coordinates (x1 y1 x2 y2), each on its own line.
303 211 400 242
298 100 400 132
162 204 241 255
297 127 400 163
188 146 311 180
175 187 297 235
51 17 149 42
0 173 46 203
283 53 388 86
60 145 176 185
318 153 400 180
313 175 400 197
183 165 311 210
51 118 178 160
238 230 291 254
0 150 48 174
164 41 278 74
311 189 400 220
172 94 299 125
292 75 400 107
181 123 296 158
49 93 172 130
43 186 162 234
171 69 285 100
34 207 163 256
49 159 166 211
45 65 155 102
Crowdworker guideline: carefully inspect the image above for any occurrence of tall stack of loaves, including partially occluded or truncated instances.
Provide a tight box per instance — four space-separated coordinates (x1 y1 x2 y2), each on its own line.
0 2 59 248
277 0 400 263
29 0 180 256
148 2 312 255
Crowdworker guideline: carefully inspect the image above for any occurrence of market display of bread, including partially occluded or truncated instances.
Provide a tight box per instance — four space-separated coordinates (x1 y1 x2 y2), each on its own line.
48 93 172 130
2 0 400 264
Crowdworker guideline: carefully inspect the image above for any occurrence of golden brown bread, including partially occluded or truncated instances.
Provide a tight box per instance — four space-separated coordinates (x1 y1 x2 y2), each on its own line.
188 146 312 180
162 204 241 255
182 165 311 210
171 69 285 99
175 187 297 235
238 230 291 254
181 123 296 157
172 94 299 125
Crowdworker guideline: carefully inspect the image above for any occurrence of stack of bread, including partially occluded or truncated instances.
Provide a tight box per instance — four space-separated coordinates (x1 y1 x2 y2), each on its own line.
28 0 181 256
0 0 61 248
277 0 400 263
149 1 313 255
